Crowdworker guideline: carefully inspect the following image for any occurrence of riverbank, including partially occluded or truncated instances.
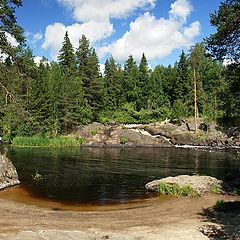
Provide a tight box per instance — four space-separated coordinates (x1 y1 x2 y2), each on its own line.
8 119 240 148
0 191 238 240
78 120 240 148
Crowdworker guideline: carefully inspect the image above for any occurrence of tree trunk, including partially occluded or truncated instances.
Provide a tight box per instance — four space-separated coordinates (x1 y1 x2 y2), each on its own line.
193 68 198 133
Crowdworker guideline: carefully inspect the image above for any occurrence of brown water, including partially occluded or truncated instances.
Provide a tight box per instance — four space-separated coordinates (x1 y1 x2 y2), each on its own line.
1 146 239 207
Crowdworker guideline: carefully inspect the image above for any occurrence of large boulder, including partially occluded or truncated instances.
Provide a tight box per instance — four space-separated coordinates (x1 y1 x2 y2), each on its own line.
0 154 20 190
145 175 222 195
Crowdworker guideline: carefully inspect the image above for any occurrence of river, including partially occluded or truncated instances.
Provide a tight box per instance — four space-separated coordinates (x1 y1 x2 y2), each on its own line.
3 146 240 205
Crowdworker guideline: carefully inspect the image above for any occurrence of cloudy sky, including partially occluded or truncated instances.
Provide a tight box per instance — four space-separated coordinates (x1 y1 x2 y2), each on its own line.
16 0 221 66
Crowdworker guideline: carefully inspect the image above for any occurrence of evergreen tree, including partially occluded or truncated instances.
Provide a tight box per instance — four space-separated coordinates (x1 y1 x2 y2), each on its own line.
57 32 86 132
29 59 51 134
148 66 171 112
124 55 139 108
173 51 192 102
76 35 103 119
206 0 240 63
103 56 123 110
137 53 150 110
58 31 77 75
0 0 25 58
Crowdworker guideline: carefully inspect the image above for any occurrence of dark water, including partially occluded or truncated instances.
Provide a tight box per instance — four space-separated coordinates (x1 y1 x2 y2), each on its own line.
5 147 240 204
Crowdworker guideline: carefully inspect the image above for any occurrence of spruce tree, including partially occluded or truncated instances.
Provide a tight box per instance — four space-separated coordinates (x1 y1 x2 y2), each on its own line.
76 35 103 120
173 51 191 102
137 53 150 110
57 31 84 132
124 55 139 108
58 31 77 75
103 56 123 110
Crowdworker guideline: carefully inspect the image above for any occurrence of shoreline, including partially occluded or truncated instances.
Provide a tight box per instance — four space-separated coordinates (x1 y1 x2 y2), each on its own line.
0 192 238 240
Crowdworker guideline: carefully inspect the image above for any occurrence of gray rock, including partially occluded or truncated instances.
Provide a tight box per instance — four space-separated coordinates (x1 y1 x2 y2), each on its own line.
0 154 20 190
145 175 222 195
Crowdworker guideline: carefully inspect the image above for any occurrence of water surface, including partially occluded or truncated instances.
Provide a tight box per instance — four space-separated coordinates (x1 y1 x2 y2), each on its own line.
4 147 240 205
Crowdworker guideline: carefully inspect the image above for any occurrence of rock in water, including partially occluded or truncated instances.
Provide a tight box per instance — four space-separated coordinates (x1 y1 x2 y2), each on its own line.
0 154 20 190
145 175 222 195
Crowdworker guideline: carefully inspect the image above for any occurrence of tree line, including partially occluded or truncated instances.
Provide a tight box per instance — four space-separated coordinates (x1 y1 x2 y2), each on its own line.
0 0 239 138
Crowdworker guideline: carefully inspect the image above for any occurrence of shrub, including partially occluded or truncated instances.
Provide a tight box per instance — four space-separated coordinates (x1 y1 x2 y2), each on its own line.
214 199 225 209
119 136 128 145
211 183 222 194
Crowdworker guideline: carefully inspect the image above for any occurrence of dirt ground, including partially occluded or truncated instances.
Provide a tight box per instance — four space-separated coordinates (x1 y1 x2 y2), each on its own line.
0 186 238 240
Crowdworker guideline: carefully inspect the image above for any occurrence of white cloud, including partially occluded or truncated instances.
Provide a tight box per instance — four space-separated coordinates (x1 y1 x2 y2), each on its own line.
42 0 200 63
42 21 113 60
99 63 105 75
183 21 200 38
99 0 200 62
34 56 50 66
57 0 156 22
5 33 18 47
170 0 193 22
34 56 43 65
33 32 43 41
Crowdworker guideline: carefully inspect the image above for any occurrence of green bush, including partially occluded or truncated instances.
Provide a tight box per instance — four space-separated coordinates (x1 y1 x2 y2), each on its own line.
214 199 225 209
119 136 128 145
211 183 222 194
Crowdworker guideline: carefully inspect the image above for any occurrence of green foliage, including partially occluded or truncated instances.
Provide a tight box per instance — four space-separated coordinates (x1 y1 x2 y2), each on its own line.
215 199 225 209
206 0 240 63
119 136 128 145
31 170 43 181
90 127 101 135
231 187 240 196
58 31 77 75
172 99 192 119
13 136 85 147
0 8 239 137
0 0 25 58
211 183 222 194
158 182 199 197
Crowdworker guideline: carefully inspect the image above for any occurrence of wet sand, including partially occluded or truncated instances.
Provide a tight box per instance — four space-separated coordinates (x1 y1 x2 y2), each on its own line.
0 186 238 239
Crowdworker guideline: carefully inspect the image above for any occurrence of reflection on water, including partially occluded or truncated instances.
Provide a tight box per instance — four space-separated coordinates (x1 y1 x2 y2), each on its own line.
3 147 240 204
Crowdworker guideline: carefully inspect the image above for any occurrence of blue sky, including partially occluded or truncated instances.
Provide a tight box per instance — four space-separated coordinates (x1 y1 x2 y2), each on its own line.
15 0 221 67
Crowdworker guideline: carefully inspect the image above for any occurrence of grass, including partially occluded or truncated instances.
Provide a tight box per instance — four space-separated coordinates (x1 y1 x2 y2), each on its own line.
13 135 86 147
90 127 101 135
158 182 199 197
211 183 222 194
214 199 225 210
119 136 128 145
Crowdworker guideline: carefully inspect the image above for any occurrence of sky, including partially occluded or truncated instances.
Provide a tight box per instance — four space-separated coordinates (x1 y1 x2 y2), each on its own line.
15 0 222 67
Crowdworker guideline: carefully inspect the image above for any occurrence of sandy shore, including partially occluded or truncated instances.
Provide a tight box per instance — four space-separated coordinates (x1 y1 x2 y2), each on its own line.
0 188 238 240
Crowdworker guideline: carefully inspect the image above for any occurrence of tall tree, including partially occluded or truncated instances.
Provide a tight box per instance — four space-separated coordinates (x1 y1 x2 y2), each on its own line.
57 32 86 132
124 55 139 108
58 31 77 75
173 51 191 101
189 43 206 132
206 0 240 64
137 53 150 110
0 0 25 57
76 35 103 119
206 0 240 126
103 56 123 110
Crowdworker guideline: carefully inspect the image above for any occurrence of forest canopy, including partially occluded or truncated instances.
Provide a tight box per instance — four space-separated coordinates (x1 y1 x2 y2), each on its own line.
0 0 239 138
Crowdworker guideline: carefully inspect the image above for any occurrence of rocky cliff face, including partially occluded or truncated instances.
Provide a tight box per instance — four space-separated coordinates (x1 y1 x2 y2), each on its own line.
0 154 20 190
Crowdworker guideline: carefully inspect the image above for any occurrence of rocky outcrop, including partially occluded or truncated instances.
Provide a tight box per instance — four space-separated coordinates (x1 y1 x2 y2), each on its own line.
78 120 240 148
0 154 20 190
145 175 222 195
